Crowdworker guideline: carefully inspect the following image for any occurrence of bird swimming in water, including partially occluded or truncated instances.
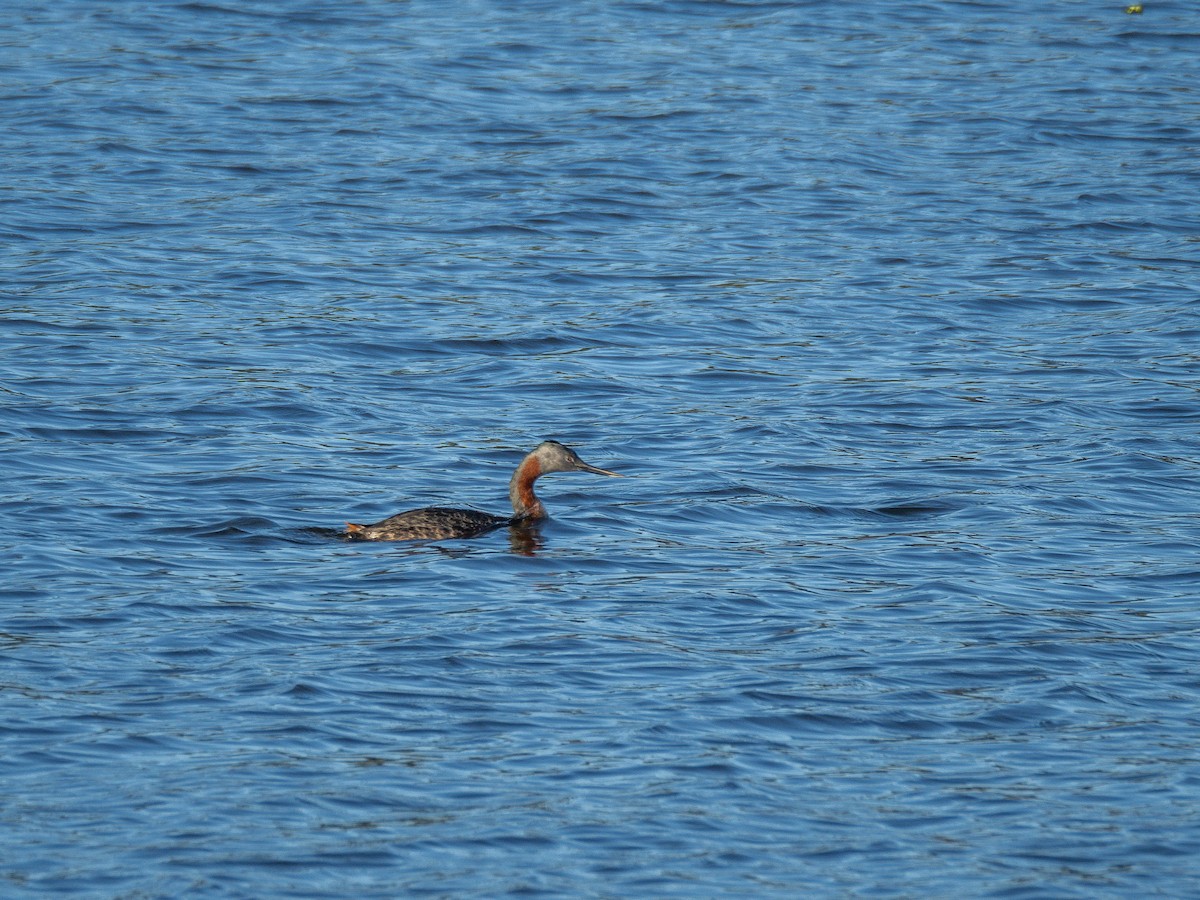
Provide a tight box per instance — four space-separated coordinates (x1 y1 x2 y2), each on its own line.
345 440 623 541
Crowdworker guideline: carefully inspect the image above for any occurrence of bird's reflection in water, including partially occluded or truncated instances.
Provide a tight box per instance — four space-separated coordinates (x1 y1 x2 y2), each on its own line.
506 519 544 556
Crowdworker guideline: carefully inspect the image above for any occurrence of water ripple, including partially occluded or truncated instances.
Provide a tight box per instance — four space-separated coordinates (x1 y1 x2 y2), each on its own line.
3 0 1200 896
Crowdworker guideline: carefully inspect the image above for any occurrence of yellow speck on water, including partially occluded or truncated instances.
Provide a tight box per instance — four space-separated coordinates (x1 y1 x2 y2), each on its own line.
1124 4 1143 13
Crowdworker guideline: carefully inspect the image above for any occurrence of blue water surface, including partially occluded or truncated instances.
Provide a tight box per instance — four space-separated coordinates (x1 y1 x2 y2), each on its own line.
3 1 1200 896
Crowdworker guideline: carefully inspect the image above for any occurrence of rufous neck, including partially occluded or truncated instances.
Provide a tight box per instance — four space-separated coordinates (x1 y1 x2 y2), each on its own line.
509 453 546 519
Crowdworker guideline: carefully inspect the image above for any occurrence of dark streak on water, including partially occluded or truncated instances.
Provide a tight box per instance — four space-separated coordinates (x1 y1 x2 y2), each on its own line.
3 1 1200 896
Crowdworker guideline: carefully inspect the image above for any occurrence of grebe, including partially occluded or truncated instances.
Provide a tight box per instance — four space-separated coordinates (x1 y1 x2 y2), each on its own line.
345 440 623 541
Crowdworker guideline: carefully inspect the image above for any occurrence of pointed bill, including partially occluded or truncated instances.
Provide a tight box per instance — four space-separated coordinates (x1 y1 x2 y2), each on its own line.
577 459 624 477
